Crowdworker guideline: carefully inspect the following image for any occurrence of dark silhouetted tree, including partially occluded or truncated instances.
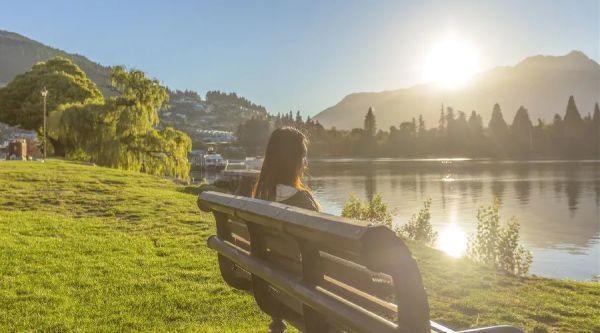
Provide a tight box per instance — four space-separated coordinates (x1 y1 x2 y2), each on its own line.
488 103 510 156
510 106 533 157
364 107 376 137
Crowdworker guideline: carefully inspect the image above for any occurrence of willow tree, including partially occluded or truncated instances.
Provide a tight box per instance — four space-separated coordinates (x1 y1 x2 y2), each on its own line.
0 57 103 155
58 101 117 162
65 66 191 179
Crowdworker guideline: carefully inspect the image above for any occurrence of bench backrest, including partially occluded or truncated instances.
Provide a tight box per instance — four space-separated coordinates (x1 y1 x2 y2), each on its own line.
199 191 431 333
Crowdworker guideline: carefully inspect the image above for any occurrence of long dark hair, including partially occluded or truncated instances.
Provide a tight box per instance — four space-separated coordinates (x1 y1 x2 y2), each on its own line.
252 127 310 200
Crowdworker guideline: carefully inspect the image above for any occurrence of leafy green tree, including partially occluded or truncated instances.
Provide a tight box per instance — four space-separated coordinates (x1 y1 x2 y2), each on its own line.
58 101 112 161
0 57 103 155
60 67 191 179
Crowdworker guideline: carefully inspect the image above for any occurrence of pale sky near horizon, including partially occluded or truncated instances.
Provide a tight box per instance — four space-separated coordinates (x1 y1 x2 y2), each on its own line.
0 0 598 116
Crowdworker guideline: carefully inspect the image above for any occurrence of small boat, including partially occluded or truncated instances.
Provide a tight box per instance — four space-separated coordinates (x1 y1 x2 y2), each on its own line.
204 149 228 171
244 156 263 170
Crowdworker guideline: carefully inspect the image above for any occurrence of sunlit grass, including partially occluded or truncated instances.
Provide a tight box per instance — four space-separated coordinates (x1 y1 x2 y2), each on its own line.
0 160 598 332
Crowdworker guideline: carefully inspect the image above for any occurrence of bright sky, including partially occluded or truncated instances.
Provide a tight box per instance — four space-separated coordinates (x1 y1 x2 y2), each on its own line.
0 0 598 116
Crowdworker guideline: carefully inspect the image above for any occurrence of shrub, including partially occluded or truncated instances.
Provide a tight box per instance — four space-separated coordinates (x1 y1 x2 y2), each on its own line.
66 147 91 162
398 198 437 245
341 194 393 228
467 199 533 276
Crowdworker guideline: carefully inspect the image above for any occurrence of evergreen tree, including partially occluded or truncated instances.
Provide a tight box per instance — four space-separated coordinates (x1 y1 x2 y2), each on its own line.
563 95 583 139
417 115 426 137
488 103 510 156
591 103 600 157
468 111 484 136
510 106 533 156
560 96 586 157
295 110 303 124
467 111 485 155
364 107 376 137
438 104 446 134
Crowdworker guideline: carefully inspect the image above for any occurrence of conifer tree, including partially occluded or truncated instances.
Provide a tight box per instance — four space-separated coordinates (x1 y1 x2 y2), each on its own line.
563 95 583 139
488 103 510 156
364 107 376 137
510 106 533 156
438 104 446 134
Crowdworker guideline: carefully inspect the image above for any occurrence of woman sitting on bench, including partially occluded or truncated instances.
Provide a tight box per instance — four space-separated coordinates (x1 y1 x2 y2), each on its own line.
252 127 320 212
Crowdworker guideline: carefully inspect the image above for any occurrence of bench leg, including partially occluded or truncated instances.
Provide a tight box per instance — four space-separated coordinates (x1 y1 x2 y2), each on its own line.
269 317 286 333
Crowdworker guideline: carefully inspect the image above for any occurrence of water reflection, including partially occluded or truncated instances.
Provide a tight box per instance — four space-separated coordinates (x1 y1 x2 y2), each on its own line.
491 180 505 203
306 159 600 280
365 169 376 202
514 180 531 205
564 179 581 215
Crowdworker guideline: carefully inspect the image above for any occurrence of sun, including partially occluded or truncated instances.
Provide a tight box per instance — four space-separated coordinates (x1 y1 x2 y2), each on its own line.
423 34 480 89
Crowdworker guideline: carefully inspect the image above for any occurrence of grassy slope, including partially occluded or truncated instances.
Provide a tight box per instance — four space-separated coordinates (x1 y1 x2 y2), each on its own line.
0 160 598 332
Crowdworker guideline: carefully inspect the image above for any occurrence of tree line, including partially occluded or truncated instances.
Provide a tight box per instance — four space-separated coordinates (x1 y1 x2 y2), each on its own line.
237 98 600 159
0 57 191 179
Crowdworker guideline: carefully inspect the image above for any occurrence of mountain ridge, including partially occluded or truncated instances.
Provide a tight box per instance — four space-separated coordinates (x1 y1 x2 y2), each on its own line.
0 30 112 92
314 51 600 129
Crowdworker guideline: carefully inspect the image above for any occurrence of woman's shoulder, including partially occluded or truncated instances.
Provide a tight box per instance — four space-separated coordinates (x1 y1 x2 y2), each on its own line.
282 189 319 211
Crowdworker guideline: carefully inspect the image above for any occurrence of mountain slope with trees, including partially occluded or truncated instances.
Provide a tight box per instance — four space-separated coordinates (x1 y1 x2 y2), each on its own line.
0 30 112 93
314 51 600 130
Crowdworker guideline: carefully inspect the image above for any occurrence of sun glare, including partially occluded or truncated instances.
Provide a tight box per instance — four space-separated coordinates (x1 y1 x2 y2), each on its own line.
423 34 480 89
436 208 468 258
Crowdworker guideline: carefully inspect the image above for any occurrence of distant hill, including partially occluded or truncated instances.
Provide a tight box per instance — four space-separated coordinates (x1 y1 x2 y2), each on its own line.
314 51 600 130
161 89 267 143
0 30 112 93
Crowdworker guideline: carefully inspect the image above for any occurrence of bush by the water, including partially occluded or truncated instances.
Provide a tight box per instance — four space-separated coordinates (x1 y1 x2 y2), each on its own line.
342 195 437 246
342 194 532 276
467 199 533 276
341 194 393 227
397 198 437 245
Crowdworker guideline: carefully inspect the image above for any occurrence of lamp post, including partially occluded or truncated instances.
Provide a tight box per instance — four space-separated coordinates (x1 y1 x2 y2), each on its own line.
41 87 48 160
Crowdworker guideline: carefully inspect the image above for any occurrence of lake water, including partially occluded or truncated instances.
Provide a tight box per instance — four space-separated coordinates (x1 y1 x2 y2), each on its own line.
303 159 600 281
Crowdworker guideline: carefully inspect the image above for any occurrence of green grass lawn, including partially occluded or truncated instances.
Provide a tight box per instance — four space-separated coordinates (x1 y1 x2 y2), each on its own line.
0 160 598 332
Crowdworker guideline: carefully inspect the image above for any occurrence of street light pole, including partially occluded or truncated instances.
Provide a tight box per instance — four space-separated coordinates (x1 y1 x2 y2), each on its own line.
41 87 48 160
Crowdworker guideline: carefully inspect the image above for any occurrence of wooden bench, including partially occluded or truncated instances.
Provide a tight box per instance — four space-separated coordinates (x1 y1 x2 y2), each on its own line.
198 191 523 333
